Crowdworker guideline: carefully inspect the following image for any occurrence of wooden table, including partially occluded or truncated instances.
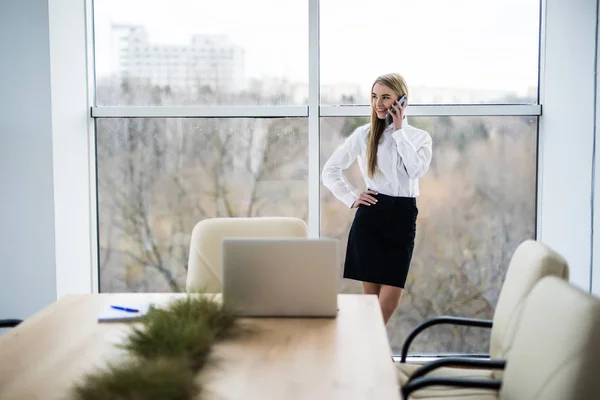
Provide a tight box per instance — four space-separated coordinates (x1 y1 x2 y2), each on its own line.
0 293 400 399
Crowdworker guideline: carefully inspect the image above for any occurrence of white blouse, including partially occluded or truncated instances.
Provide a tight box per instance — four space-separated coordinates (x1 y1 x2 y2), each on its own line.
322 117 433 208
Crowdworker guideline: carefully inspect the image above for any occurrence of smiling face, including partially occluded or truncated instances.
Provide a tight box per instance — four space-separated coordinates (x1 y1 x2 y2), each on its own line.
371 83 399 120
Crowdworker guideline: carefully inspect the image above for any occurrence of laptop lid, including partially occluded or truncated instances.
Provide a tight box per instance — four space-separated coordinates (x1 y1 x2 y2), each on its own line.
222 238 339 317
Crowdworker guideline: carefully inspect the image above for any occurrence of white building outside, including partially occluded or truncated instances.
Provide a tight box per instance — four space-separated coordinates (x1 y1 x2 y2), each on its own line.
111 24 245 94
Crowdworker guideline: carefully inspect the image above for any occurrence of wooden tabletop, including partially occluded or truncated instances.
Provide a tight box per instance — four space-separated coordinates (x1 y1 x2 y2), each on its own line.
0 293 400 400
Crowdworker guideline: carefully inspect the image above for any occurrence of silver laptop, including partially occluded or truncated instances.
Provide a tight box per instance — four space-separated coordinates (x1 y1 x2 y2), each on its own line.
222 238 339 317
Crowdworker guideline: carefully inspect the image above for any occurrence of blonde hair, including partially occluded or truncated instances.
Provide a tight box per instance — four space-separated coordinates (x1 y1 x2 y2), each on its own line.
367 73 409 178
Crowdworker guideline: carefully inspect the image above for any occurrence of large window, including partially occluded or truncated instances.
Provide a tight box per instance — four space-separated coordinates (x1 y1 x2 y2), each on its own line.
92 0 541 355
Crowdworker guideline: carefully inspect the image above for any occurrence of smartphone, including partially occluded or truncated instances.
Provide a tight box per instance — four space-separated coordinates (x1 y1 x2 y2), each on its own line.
386 95 407 125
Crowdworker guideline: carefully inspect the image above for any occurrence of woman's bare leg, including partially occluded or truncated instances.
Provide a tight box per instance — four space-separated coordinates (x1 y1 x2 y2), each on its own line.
362 281 382 296
378 285 404 325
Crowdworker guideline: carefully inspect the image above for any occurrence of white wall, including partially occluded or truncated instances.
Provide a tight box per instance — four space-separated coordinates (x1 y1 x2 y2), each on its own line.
0 0 57 325
48 0 96 298
538 0 597 292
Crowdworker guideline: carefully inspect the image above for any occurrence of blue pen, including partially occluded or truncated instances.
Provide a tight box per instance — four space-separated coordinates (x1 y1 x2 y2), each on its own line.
111 305 139 313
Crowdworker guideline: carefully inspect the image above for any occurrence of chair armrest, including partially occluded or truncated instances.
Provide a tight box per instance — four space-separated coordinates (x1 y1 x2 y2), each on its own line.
402 376 502 398
400 317 493 362
409 357 506 381
0 319 23 328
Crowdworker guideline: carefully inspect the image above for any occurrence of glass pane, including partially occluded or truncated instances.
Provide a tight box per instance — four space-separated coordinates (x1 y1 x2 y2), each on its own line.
320 0 540 105
97 118 308 292
320 116 537 354
93 0 308 106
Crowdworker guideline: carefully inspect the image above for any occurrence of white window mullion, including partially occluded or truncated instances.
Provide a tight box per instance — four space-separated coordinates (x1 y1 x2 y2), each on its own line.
308 0 320 238
86 0 99 294
91 105 308 118
320 104 542 117
593 0 600 297
91 104 542 119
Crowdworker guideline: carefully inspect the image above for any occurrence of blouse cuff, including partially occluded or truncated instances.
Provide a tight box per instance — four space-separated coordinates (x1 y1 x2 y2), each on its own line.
342 191 359 209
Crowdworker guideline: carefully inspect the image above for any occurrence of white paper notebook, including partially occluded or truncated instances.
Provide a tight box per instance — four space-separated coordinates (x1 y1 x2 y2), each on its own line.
97 303 153 323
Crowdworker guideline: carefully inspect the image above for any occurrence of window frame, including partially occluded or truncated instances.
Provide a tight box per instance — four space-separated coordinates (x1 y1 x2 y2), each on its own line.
48 0 598 302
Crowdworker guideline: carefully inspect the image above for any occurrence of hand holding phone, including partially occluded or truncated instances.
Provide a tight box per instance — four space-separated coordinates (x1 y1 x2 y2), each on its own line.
386 95 407 125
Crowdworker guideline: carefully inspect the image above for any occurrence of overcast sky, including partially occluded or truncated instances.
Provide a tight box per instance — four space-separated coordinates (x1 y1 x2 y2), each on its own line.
93 0 540 94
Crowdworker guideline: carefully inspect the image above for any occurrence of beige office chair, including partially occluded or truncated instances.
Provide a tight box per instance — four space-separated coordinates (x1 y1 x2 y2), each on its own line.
186 217 308 293
397 239 569 391
402 276 600 400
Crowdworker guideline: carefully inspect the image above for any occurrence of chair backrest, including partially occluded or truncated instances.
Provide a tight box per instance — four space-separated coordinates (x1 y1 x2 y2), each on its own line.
186 217 308 293
489 240 569 365
501 276 600 400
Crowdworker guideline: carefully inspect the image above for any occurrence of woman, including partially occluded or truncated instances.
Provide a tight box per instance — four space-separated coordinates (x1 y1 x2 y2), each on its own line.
322 73 432 325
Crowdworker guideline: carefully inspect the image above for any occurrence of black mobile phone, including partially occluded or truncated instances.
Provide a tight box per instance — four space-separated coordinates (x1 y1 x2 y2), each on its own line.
386 95 407 125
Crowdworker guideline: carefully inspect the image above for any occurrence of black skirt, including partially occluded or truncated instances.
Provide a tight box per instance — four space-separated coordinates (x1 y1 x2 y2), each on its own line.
344 193 418 288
